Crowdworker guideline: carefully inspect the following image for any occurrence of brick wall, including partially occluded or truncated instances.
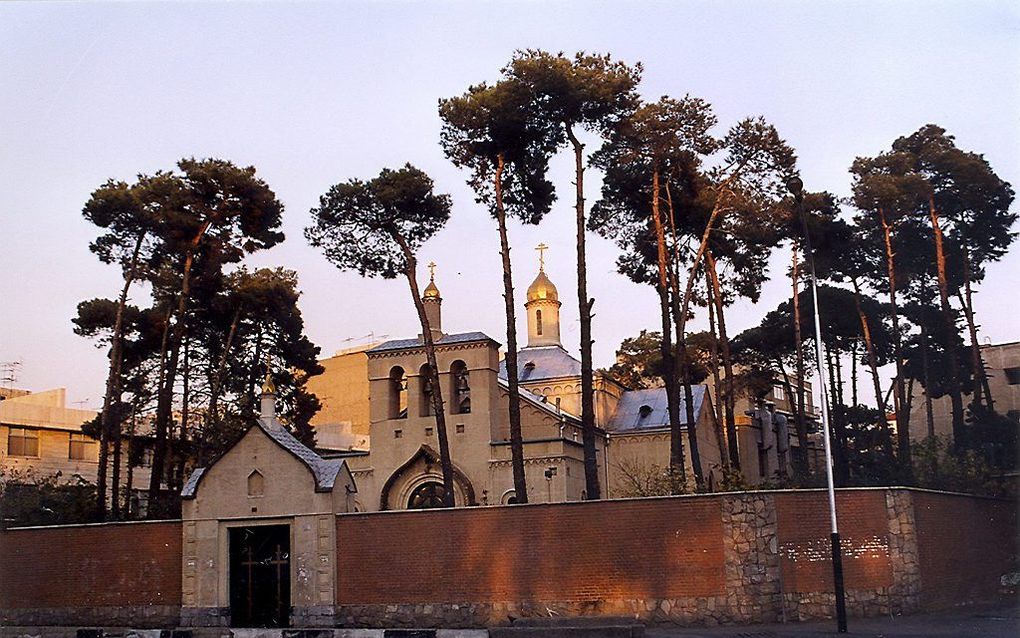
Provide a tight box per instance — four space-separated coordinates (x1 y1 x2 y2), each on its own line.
0 520 181 626
775 491 894 593
913 491 1017 608
337 496 725 606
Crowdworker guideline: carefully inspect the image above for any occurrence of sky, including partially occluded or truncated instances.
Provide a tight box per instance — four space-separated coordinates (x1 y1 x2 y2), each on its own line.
1 1 1018 410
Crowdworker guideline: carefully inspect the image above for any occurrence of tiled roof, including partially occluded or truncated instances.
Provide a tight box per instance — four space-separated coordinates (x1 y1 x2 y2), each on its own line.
181 418 348 498
607 385 707 432
368 331 495 354
498 346 582 382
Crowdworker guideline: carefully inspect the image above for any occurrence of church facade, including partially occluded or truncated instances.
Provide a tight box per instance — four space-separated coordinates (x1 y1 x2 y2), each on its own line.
326 259 728 512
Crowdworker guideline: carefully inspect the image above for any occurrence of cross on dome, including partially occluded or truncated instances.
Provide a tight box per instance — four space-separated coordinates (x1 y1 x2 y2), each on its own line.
535 243 549 272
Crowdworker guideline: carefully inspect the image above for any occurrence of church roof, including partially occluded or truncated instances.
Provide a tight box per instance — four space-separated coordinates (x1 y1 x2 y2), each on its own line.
498 346 581 382
606 385 708 432
368 331 495 354
181 417 348 499
496 376 581 423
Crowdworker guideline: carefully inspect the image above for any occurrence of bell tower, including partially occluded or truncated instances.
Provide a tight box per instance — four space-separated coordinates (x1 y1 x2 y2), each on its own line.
525 243 561 348
421 261 443 341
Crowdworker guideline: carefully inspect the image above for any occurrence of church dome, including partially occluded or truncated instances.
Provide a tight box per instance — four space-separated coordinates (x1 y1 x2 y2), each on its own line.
423 279 441 299
527 270 558 302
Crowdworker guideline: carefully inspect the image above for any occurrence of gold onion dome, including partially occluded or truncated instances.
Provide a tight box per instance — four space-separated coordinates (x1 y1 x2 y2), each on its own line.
423 278 441 299
423 261 441 299
527 270 558 302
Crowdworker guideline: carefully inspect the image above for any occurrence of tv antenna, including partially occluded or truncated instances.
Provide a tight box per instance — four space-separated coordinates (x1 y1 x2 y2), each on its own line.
0 360 22 388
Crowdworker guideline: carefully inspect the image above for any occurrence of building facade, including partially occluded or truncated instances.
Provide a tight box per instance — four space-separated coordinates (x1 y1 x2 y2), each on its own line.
309 257 802 511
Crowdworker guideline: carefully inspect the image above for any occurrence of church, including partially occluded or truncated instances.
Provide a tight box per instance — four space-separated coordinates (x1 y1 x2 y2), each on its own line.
306 253 734 512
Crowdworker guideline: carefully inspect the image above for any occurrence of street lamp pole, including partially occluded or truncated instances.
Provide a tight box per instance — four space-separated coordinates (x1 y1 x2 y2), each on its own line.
788 176 848 633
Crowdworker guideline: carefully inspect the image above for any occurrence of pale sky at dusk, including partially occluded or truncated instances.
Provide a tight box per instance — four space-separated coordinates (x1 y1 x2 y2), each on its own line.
1 1 1017 409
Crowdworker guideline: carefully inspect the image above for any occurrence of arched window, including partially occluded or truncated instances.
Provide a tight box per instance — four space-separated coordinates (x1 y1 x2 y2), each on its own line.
419 364 435 417
389 366 407 419
450 360 471 414
407 481 447 509
247 470 265 497
536 309 543 336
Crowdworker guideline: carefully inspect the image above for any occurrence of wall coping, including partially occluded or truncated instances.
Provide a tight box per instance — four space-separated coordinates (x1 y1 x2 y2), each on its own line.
334 485 1012 520
1 518 181 532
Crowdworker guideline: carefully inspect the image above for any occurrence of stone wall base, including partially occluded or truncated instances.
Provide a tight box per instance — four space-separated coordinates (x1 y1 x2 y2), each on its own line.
179 607 229 627
0 607 179 629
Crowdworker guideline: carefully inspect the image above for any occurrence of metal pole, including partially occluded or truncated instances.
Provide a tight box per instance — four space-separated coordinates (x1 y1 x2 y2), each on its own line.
791 180 848 633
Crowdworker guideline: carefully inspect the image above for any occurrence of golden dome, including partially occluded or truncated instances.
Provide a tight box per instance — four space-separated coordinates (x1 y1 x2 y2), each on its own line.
527 270 558 302
423 279 440 299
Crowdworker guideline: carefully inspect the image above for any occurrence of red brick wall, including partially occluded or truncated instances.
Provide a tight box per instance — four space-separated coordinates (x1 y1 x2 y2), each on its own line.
336 497 725 605
913 491 1017 607
0 520 182 609
775 491 893 593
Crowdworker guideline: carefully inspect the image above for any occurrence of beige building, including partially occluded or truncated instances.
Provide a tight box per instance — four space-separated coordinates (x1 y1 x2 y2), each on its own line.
908 340 1020 441
1 388 100 481
307 258 813 511
181 383 357 627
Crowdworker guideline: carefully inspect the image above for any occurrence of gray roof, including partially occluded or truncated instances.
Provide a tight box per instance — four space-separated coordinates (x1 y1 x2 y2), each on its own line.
181 418 348 498
368 331 495 354
606 385 708 432
499 346 582 382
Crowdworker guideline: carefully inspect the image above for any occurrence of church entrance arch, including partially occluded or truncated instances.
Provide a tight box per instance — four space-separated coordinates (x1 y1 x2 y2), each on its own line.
228 524 291 628
379 444 476 510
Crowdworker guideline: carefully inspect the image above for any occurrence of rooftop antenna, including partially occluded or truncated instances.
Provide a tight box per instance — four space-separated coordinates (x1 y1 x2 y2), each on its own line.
72 398 91 409
0 360 22 388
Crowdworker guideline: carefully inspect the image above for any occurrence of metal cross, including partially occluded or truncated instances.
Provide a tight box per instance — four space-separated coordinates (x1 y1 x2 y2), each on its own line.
535 243 549 271
427 261 437 281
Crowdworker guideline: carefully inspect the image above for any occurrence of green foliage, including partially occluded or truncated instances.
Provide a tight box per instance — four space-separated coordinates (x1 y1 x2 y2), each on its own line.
306 164 451 278
439 78 560 224
612 458 689 498
0 468 99 529
912 435 1016 498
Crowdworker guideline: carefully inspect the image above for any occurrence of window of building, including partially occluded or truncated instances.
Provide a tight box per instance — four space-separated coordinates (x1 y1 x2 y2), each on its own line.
536 309 543 336
394 429 403 439
7 427 39 457
68 432 96 461
425 427 434 437
456 423 465 434
419 364 435 417
389 366 408 419
407 482 447 509
773 385 785 401
1005 367 1020 385
450 360 471 414
247 470 265 497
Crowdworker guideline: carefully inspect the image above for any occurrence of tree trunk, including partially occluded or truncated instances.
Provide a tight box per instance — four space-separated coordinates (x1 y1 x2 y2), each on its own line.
661 181 701 488
207 306 243 440
651 169 685 486
850 276 895 463
96 233 145 520
566 127 601 500
960 248 993 411
928 195 966 448
705 268 729 469
393 232 456 507
921 325 936 440
878 208 910 465
790 244 810 477
705 249 740 470
493 154 529 503
111 425 122 520
825 345 849 484
149 220 212 510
